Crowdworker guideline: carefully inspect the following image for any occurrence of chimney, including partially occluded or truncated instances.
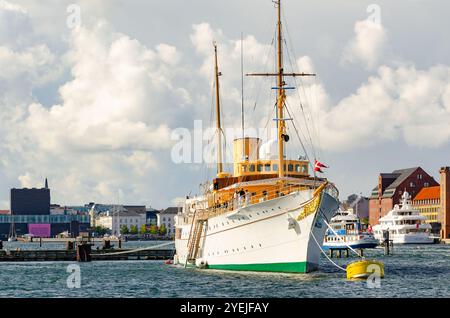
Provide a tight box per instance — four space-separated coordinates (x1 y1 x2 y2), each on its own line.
440 167 450 239
45 178 49 189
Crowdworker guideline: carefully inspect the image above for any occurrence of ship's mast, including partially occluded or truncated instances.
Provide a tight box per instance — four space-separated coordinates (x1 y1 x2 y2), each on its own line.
276 0 285 178
246 0 316 179
214 42 223 175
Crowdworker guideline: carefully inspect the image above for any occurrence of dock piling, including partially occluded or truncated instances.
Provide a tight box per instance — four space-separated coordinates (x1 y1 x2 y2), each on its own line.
102 240 111 250
66 241 74 251
76 243 92 262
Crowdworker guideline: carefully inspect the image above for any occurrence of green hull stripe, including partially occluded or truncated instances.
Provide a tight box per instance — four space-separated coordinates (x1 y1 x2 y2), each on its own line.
206 261 315 273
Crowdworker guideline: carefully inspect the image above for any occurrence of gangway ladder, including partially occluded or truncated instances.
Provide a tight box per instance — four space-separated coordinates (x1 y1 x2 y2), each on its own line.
185 216 207 267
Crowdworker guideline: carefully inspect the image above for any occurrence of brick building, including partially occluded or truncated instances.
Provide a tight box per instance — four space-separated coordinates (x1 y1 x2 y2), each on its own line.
439 167 450 239
369 167 439 226
411 167 450 239
412 186 440 223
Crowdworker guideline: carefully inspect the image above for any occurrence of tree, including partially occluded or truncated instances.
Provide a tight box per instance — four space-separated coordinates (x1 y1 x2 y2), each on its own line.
159 224 167 235
120 225 129 235
130 225 138 234
149 225 158 235
140 224 148 234
93 226 109 236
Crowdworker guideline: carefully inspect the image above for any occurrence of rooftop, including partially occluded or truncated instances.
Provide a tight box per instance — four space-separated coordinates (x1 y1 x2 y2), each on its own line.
413 186 440 201
160 207 180 214
371 167 421 199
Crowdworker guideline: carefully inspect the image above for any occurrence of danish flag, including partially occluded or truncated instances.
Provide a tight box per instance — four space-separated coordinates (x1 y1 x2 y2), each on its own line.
314 160 328 173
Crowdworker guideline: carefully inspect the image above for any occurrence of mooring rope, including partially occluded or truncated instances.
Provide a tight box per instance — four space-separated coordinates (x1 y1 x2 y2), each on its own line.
322 219 364 259
309 229 346 272
94 241 175 256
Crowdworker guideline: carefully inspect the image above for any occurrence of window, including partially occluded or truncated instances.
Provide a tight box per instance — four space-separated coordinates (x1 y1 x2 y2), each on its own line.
241 165 248 173
249 164 255 172
264 164 271 172
424 182 429 187
288 164 294 172
273 164 278 171
295 164 301 173
257 164 263 172
410 182 415 187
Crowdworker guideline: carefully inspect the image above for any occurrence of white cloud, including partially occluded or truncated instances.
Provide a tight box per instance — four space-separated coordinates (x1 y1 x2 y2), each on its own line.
342 19 387 70
1 1 450 209
0 0 26 13
315 64 450 151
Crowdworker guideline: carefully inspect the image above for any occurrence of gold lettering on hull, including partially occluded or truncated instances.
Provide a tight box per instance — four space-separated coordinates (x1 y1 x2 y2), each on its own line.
296 194 321 221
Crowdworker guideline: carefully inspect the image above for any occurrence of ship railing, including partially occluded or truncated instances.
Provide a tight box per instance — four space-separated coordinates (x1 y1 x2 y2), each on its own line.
187 181 338 220
323 183 339 200
205 182 318 217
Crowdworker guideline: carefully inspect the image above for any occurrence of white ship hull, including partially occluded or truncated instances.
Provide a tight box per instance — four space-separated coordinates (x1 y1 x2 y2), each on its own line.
174 189 339 273
374 232 434 244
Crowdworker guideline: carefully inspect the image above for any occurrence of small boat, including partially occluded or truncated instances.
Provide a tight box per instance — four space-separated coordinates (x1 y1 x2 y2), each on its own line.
346 260 384 280
323 209 378 250
373 192 434 244
8 221 17 242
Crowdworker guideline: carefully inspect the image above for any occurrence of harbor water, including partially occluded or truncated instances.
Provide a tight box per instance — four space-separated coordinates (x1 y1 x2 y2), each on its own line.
0 243 448 298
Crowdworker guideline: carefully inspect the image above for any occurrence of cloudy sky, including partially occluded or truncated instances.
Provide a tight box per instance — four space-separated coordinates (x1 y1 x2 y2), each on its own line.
1 0 449 209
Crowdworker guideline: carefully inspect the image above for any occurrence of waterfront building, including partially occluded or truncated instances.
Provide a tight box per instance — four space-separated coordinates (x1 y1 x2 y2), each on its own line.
95 206 146 236
157 207 178 238
343 194 369 220
411 167 450 239
50 205 80 215
10 179 50 215
146 207 159 226
412 186 440 223
440 167 450 239
0 179 89 238
369 167 438 226
0 214 89 239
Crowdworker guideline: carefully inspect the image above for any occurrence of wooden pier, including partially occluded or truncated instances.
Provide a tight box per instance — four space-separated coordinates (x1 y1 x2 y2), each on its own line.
0 248 175 262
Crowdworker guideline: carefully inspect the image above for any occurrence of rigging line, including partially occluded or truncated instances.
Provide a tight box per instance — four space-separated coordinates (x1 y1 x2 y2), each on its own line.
322 218 364 259
312 76 324 159
252 30 276 112
285 104 314 173
283 37 317 160
241 32 245 141
297 74 318 158
309 227 346 272
281 9 318 159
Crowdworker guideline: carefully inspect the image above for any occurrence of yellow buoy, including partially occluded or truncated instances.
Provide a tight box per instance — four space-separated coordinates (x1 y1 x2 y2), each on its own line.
346 260 385 280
